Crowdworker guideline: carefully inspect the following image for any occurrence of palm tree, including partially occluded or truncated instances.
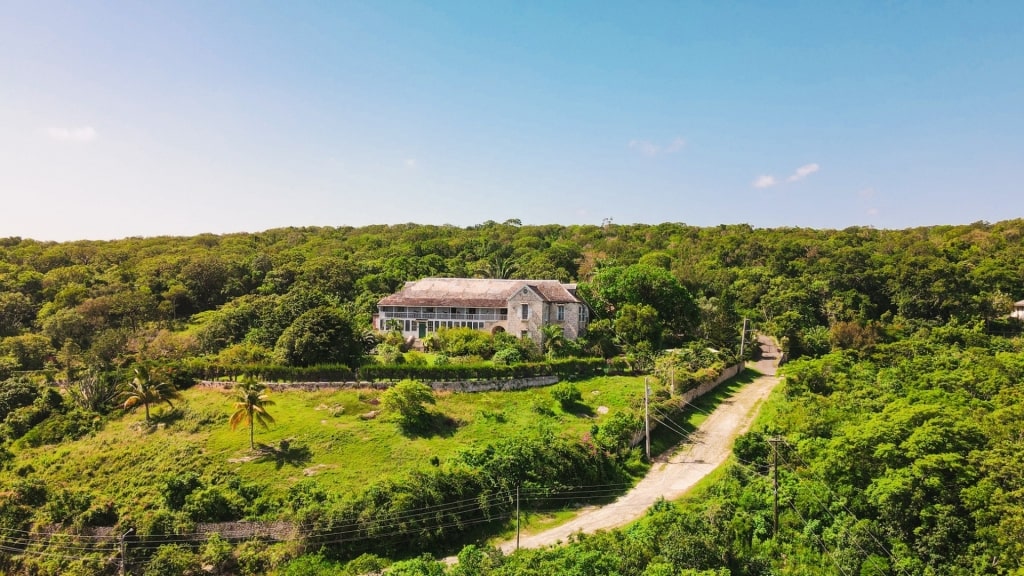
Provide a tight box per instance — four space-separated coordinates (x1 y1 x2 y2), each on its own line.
123 365 181 423
541 324 568 358
229 377 276 450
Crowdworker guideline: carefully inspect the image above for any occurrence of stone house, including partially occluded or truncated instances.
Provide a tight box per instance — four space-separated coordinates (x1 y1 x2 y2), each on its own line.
1013 299 1024 320
374 278 589 345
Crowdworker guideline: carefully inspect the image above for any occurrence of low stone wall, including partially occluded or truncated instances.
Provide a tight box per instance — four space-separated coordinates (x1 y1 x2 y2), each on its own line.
678 362 744 405
631 361 745 447
197 380 388 391
198 375 561 394
428 375 560 393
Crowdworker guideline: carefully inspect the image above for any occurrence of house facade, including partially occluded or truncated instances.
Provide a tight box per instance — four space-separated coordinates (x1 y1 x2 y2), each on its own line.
1013 299 1024 320
374 278 589 344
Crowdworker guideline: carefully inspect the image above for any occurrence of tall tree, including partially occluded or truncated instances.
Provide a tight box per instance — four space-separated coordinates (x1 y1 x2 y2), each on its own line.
122 364 181 423
229 378 276 450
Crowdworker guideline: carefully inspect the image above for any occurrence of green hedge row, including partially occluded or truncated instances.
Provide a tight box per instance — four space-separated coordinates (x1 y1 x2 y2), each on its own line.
358 357 614 382
156 356 624 386
159 360 356 385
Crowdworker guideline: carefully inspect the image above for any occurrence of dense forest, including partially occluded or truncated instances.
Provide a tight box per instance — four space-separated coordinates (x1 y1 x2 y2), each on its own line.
1 219 1023 575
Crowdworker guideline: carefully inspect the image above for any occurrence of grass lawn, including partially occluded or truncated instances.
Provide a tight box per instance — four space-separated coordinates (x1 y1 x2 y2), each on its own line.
5 375 650 523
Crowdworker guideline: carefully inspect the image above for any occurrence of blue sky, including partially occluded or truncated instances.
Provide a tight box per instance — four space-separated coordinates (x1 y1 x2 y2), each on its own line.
1 1 1022 241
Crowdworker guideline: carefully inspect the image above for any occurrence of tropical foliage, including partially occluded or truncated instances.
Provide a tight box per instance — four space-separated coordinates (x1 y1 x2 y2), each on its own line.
228 378 276 449
0 219 1023 574
122 365 181 422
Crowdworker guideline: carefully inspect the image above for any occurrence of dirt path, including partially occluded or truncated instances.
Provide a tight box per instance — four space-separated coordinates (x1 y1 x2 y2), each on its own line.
497 338 781 553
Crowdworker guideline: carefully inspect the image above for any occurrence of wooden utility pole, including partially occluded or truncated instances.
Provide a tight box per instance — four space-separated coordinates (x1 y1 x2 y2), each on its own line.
768 436 782 538
739 318 749 361
644 377 651 461
515 482 521 550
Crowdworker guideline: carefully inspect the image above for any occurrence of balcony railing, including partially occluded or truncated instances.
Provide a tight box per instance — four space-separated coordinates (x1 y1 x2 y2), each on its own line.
380 311 508 322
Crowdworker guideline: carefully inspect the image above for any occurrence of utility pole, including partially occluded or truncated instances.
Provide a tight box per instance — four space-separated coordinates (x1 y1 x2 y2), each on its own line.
515 482 521 551
644 377 651 461
739 318 749 362
768 436 782 538
119 528 134 576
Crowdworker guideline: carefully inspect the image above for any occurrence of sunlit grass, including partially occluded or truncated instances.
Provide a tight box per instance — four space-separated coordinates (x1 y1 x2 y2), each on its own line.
4 375 650 521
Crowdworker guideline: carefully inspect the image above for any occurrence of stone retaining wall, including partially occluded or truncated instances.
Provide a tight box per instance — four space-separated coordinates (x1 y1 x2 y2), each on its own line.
198 375 561 394
631 362 745 447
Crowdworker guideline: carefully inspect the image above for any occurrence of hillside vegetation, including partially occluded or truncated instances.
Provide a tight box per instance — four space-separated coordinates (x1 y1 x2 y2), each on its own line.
1 219 1023 575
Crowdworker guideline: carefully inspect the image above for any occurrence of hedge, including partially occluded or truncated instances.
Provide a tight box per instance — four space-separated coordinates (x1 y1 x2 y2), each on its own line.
358 357 615 382
155 360 355 385
155 357 621 386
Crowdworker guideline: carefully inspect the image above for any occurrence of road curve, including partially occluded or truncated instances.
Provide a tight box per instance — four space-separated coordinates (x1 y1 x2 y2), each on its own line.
497 338 781 553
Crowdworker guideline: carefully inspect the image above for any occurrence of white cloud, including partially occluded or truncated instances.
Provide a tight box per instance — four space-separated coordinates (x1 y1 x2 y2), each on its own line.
752 175 777 189
664 137 686 153
787 163 820 182
629 139 660 156
629 136 686 156
48 126 97 142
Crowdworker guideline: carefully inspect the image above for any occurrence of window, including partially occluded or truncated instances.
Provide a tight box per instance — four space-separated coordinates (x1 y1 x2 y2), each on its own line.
521 304 529 320
520 330 529 339
557 305 565 321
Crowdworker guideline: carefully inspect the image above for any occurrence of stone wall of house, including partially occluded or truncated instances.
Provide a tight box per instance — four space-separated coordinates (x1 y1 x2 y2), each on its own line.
505 286 547 342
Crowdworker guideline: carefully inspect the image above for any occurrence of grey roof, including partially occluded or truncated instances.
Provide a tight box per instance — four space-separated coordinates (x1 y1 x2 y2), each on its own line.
378 278 581 308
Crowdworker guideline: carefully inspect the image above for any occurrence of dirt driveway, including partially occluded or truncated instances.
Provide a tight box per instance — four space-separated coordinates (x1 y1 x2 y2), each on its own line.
497 339 781 553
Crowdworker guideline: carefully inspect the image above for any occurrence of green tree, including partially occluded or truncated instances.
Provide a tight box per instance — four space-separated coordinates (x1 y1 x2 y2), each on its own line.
122 364 181 423
615 303 662 347
229 378 276 450
274 306 364 367
582 263 699 336
380 379 436 432
541 323 568 358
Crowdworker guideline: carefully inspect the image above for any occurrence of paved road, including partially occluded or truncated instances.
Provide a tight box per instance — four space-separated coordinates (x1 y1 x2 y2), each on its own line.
496 338 781 553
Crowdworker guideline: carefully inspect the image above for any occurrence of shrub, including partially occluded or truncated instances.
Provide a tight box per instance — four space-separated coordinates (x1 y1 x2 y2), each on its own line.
201 533 235 574
405 351 428 366
380 380 436 432
492 347 522 365
144 544 200 576
19 408 100 447
161 472 202 510
67 373 120 413
375 343 405 365
183 486 245 522
0 377 39 421
280 553 345 576
550 382 583 410
432 327 495 358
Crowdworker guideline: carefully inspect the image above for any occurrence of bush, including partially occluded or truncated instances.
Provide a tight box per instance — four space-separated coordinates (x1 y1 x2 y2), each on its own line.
19 408 100 447
144 544 200 576
358 358 609 382
201 533 235 574
0 377 39 421
431 327 495 358
380 380 436 432
550 382 582 410
183 486 245 522
161 472 202 510
375 343 405 365
492 347 522 365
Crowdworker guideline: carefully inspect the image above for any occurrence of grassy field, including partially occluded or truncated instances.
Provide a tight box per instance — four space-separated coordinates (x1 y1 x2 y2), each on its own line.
5 376 649 524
